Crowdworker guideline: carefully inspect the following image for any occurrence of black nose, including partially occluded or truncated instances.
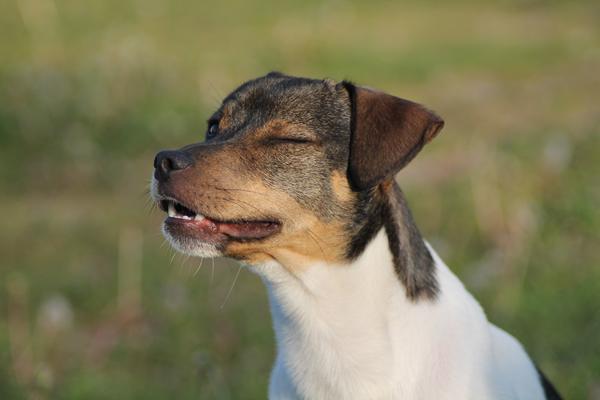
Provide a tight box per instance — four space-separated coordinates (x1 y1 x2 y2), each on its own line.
153 150 194 181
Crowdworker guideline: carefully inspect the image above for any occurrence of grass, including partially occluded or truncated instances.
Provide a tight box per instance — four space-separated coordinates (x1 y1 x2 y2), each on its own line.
1 0 599 398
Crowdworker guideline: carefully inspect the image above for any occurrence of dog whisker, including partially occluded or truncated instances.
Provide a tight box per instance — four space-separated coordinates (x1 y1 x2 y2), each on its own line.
205 80 224 107
169 251 177 267
213 186 283 208
180 255 191 271
214 186 271 196
193 258 205 276
306 228 326 257
222 197 266 216
145 201 157 215
143 193 155 211
220 264 243 309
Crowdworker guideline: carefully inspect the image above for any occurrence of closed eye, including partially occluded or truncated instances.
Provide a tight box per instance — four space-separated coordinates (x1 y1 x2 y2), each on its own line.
262 137 315 145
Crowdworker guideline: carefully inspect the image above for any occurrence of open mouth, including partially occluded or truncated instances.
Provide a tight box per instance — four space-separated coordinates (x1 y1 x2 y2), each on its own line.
158 198 281 241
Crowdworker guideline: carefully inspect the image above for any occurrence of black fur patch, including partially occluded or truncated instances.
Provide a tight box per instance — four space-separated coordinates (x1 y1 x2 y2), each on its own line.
346 181 438 301
382 182 438 301
343 78 439 300
536 367 562 400
346 187 385 260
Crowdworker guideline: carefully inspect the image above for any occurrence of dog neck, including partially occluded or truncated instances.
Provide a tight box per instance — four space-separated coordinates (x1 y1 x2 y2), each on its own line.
251 228 423 397
247 183 445 397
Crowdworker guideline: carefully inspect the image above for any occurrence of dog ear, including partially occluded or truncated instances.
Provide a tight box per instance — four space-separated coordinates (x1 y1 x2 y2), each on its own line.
343 82 444 191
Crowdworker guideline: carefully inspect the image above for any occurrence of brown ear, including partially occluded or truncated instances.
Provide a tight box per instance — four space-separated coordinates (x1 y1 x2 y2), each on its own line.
343 82 444 191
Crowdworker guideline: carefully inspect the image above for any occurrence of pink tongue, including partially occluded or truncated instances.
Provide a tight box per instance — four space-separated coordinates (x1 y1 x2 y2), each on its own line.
188 216 278 239
190 217 219 232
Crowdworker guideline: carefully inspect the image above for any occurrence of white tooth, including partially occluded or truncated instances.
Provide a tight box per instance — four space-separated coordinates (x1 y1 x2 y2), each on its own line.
194 214 205 221
168 202 176 217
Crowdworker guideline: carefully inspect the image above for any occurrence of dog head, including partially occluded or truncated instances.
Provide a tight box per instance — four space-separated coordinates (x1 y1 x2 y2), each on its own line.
151 72 443 270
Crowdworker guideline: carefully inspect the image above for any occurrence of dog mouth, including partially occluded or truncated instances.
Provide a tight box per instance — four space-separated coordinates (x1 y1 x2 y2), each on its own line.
158 198 281 241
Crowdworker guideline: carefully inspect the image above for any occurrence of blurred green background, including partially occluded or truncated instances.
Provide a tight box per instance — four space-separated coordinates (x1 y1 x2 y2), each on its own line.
1 0 599 398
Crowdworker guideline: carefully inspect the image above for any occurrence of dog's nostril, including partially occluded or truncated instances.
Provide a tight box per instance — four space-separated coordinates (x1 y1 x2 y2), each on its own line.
160 157 173 173
154 150 194 181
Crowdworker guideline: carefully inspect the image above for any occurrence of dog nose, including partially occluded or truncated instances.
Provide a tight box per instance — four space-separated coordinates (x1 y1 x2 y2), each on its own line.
153 150 194 181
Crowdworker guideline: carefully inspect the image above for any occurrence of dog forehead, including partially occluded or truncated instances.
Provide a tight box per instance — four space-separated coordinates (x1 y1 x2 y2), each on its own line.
218 74 348 130
227 73 330 103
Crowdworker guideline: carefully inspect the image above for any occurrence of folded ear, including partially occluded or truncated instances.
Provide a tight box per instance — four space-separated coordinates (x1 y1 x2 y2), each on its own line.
343 82 444 191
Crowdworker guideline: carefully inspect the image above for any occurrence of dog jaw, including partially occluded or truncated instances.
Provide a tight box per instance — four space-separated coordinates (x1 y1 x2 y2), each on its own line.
161 223 222 258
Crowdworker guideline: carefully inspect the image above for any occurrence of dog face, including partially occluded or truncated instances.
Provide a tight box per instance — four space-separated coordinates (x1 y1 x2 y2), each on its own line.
151 72 443 269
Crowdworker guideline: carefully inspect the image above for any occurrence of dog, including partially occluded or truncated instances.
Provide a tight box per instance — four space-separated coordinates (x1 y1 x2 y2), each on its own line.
150 72 561 399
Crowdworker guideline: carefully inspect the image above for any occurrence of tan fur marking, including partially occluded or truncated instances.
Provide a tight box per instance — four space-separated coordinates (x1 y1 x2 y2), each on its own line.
167 163 348 271
331 170 353 203
250 118 313 141
224 185 348 271
219 105 233 130
162 121 353 271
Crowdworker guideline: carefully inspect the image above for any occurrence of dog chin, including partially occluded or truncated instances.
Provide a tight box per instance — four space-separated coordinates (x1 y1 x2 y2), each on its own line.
161 225 222 258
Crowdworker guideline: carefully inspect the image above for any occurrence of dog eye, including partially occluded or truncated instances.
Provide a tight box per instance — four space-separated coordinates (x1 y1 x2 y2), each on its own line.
264 137 313 145
206 121 219 139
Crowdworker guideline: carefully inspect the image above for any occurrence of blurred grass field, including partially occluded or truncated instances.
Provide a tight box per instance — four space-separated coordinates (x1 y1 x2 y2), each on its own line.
1 0 599 398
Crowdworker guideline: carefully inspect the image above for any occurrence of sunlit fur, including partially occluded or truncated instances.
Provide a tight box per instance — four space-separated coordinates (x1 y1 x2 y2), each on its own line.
151 175 222 258
150 73 554 399
250 229 546 400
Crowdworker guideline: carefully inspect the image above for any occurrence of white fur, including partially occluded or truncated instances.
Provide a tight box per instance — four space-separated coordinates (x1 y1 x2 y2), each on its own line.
151 174 545 399
161 224 221 258
151 175 222 258
250 229 545 400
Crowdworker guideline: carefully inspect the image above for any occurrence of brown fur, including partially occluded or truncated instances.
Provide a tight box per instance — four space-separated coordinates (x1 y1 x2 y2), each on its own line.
154 73 443 299
344 83 444 191
160 152 350 270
